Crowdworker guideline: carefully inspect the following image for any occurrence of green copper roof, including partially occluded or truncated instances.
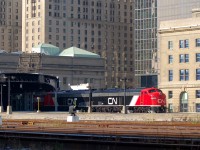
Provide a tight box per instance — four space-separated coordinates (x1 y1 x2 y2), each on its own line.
32 43 61 56
59 47 100 58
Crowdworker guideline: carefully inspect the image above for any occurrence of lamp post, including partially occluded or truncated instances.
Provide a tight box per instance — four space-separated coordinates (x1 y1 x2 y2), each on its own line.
88 84 92 113
121 77 127 114
0 84 4 112
54 76 59 112
37 97 40 113
0 74 7 113
7 76 12 114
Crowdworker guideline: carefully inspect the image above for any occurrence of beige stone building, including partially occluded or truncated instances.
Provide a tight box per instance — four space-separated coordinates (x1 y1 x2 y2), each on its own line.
22 0 134 88
158 9 200 112
0 0 22 52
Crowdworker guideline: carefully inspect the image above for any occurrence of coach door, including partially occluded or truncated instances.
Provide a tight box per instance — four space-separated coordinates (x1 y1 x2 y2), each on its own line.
180 92 188 112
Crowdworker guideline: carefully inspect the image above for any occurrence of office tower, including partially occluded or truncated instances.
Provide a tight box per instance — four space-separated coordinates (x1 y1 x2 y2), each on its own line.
134 0 158 87
22 0 134 88
0 0 22 52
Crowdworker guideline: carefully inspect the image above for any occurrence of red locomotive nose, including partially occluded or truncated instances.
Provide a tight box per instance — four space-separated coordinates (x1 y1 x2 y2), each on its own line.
150 90 166 105
157 93 166 105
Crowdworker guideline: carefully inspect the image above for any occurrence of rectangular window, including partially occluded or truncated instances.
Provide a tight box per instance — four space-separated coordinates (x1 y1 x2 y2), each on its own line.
179 39 189 48
185 54 189 62
180 70 184 81
63 43 66 48
84 78 88 83
185 69 189 81
63 77 67 85
168 41 173 49
185 39 189 48
196 38 200 47
179 54 184 63
179 54 189 63
196 53 200 62
196 104 200 112
196 69 200 80
168 91 173 99
179 40 184 48
196 90 200 98
169 55 173 64
169 70 173 81
180 69 189 81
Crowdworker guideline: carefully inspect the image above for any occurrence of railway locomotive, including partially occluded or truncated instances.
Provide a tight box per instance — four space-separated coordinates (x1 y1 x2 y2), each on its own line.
34 87 166 113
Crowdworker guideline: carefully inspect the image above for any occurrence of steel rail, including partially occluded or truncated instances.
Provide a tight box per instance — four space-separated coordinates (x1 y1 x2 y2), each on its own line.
1 120 200 139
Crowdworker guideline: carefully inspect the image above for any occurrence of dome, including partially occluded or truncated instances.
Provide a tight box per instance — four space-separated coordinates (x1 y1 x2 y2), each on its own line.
32 43 61 56
59 47 100 58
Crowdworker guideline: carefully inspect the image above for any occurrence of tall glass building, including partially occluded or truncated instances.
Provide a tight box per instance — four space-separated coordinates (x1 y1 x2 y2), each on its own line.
134 0 158 87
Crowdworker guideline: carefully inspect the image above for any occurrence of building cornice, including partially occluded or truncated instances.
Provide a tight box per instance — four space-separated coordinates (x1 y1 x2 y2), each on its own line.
158 25 200 34
159 83 200 89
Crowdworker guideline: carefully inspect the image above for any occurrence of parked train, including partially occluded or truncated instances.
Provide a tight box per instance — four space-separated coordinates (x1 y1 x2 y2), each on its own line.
34 87 166 113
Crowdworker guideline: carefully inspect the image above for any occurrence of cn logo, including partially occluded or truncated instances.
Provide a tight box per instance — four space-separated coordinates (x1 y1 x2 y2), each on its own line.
158 99 165 104
108 97 118 105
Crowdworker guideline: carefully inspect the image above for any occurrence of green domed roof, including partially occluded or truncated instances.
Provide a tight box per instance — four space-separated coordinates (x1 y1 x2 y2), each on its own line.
59 47 100 58
32 43 61 56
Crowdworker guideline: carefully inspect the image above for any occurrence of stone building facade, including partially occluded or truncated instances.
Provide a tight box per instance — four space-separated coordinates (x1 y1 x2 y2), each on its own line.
158 9 200 112
0 0 22 52
22 0 134 88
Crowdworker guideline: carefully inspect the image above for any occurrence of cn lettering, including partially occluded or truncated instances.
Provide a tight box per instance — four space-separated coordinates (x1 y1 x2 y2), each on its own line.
108 97 118 105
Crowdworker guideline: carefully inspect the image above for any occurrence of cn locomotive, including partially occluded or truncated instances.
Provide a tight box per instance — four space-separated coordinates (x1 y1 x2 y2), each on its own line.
34 87 166 113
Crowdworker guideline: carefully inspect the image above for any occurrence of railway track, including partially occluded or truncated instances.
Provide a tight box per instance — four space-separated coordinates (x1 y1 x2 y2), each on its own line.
1 119 200 138
0 119 200 147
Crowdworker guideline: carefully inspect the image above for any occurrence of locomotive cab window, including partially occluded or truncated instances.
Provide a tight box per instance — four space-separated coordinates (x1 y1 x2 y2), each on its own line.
141 91 146 95
149 89 156 93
